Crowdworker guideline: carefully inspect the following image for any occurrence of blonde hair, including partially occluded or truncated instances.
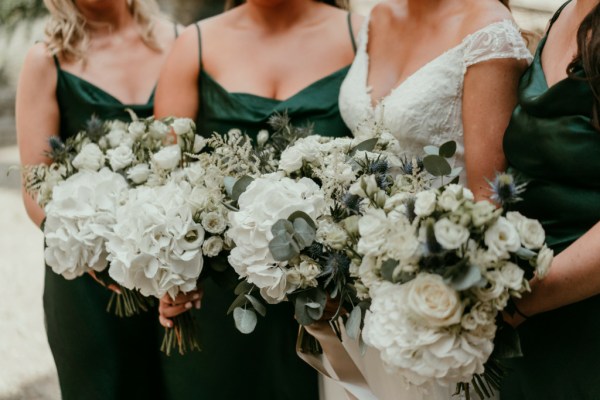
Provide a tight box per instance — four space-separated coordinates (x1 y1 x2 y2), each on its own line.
43 0 162 61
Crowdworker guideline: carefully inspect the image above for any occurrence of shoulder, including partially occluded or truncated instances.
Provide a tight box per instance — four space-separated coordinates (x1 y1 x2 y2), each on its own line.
460 0 515 36
22 42 56 82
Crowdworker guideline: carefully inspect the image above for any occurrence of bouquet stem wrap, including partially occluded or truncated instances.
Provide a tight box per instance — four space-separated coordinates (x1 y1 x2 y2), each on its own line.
161 312 200 356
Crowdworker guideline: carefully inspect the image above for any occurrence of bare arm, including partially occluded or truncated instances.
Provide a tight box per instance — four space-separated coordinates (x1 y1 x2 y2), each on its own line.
462 58 527 201
154 25 200 119
16 43 60 228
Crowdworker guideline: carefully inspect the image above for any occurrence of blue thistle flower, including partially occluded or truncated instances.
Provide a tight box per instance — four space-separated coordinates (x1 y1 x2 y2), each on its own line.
342 193 361 214
48 136 64 152
306 243 324 260
400 156 424 175
368 159 389 175
85 114 105 142
488 172 527 206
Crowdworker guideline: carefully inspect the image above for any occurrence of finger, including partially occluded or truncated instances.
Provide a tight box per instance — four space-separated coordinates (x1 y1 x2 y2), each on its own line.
159 315 173 329
162 292 201 306
194 299 201 309
160 303 193 318
107 284 122 295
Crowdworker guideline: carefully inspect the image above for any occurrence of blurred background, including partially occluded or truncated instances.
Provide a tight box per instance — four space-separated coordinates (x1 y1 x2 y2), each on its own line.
0 0 563 398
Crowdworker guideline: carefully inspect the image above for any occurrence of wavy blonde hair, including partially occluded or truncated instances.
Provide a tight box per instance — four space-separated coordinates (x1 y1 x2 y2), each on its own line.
43 0 162 61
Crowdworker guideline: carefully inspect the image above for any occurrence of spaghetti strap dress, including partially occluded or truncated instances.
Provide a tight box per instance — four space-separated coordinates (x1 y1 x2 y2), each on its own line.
500 2 600 399
43 56 165 400
158 14 357 400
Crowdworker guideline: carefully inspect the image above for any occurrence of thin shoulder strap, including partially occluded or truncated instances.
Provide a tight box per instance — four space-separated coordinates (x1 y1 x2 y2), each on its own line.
174 22 179 38
52 54 61 70
548 0 572 31
194 23 202 71
347 13 357 54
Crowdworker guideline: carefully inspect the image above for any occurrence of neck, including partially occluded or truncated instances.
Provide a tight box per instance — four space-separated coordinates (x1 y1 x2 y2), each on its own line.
76 0 133 35
405 0 444 18
242 0 318 31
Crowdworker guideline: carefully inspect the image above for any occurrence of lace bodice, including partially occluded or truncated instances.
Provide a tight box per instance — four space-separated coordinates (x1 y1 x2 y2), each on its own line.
339 15 532 179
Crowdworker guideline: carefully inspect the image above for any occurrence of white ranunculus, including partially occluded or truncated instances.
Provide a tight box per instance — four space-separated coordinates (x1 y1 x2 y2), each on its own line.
193 135 207 153
357 208 390 257
149 120 169 140
484 217 521 259
434 218 470 250
201 211 226 234
202 236 224 257
128 120 147 139
106 144 134 171
405 273 463 327
535 245 553 279
278 136 321 173
506 211 546 250
72 143 105 171
499 262 525 291
126 163 150 184
152 145 181 170
470 201 499 227
172 118 194 136
414 190 437 217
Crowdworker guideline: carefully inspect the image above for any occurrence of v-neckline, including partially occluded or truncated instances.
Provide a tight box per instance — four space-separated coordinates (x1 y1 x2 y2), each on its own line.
361 16 512 109
200 64 350 103
60 69 155 106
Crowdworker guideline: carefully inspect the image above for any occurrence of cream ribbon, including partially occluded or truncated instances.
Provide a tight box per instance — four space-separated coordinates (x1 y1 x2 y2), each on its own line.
298 322 378 400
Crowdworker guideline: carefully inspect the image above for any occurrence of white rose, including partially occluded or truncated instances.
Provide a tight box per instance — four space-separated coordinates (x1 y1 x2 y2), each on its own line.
414 190 437 217
357 209 390 257
535 245 553 279
193 135 206 153
152 145 181 170
201 211 226 234
172 118 194 136
506 211 546 250
499 262 525 291
149 120 169 140
107 144 134 171
484 217 521 259
202 236 224 257
126 163 150 184
434 218 470 250
128 120 146 139
405 273 464 327
470 201 499 227
72 143 104 171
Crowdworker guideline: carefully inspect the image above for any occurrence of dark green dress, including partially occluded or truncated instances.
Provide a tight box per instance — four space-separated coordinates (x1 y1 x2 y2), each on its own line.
44 56 164 400
158 18 356 400
500 2 600 399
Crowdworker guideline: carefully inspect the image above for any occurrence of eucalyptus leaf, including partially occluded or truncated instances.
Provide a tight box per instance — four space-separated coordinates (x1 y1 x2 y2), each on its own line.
223 176 237 197
231 175 254 202
345 306 362 340
446 264 484 291
424 145 439 156
516 247 536 260
423 155 452 177
227 292 249 315
292 218 316 249
450 167 463 177
305 302 322 309
233 307 257 334
350 138 378 155
380 259 399 282
234 280 254 295
439 141 457 158
292 288 327 325
245 294 267 317
306 305 324 321
269 232 300 261
271 219 294 237
287 211 317 230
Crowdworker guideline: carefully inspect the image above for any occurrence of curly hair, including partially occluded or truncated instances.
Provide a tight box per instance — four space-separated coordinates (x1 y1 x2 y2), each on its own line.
43 0 161 61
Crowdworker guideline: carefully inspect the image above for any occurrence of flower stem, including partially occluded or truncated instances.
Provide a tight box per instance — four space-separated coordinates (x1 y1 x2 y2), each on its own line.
161 312 201 356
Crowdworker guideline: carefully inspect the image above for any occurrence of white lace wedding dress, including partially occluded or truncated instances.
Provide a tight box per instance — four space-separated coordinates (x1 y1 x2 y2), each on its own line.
327 12 532 400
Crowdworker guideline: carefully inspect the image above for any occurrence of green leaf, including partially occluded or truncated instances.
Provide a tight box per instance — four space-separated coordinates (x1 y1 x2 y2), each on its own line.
271 219 294 237
287 211 317 230
234 280 254 295
292 288 327 325
350 138 378 155
292 218 316 249
516 247 536 260
231 175 254 202
446 263 484 291
439 141 457 158
269 232 300 261
306 305 324 321
380 259 399 282
227 292 249 315
423 155 452 177
423 145 440 156
244 294 267 317
233 307 257 334
345 306 362 340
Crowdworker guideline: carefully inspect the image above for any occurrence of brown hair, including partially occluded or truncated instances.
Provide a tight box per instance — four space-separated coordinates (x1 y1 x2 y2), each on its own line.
224 0 348 10
568 4 600 130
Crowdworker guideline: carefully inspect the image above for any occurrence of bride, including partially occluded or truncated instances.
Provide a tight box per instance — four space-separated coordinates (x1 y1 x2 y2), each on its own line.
336 0 532 398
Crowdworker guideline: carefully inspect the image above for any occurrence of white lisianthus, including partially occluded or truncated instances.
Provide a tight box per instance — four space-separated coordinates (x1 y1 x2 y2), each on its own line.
193 135 207 153
405 273 463 327
506 211 546 250
126 163 150 184
470 201 499 227
357 208 390 257
469 301 496 326
128 120 146 139
201 211 226 234
152 145 181 170
257 130 269 147
172 118 194 136
499 262 525 291
72 143 105 171
414 190 437 217
438 184 471 212
105 128 127 148
535 245 553 279
384 222 420 262
149 120 169 140
472 271 506 304
484 217 521 258
434 218 470 250
384 192 411 213
107 144 134 171
202 236 224 257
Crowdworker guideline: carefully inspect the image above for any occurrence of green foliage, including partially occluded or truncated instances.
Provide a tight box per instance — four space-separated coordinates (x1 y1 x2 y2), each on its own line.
0 0 46 28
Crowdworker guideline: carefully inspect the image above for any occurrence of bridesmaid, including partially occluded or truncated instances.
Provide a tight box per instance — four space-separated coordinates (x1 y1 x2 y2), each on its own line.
16 0 177 398
501 1 600 399
154 1 361 399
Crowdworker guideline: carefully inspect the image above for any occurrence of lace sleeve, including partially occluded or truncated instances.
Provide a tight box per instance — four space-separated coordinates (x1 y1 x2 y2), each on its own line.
462 20 533 68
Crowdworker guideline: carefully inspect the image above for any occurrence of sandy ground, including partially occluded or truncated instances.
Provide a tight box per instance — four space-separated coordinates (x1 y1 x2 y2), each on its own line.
0 146 60 400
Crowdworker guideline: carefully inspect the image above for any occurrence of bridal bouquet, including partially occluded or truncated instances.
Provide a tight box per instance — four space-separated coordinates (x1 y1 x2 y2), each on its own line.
23 115 201 317
348 160 553 395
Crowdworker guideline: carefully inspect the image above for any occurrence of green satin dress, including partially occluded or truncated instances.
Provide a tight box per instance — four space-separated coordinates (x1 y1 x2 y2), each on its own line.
500 2 600 399
158 18 356 400
44 56 165 400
